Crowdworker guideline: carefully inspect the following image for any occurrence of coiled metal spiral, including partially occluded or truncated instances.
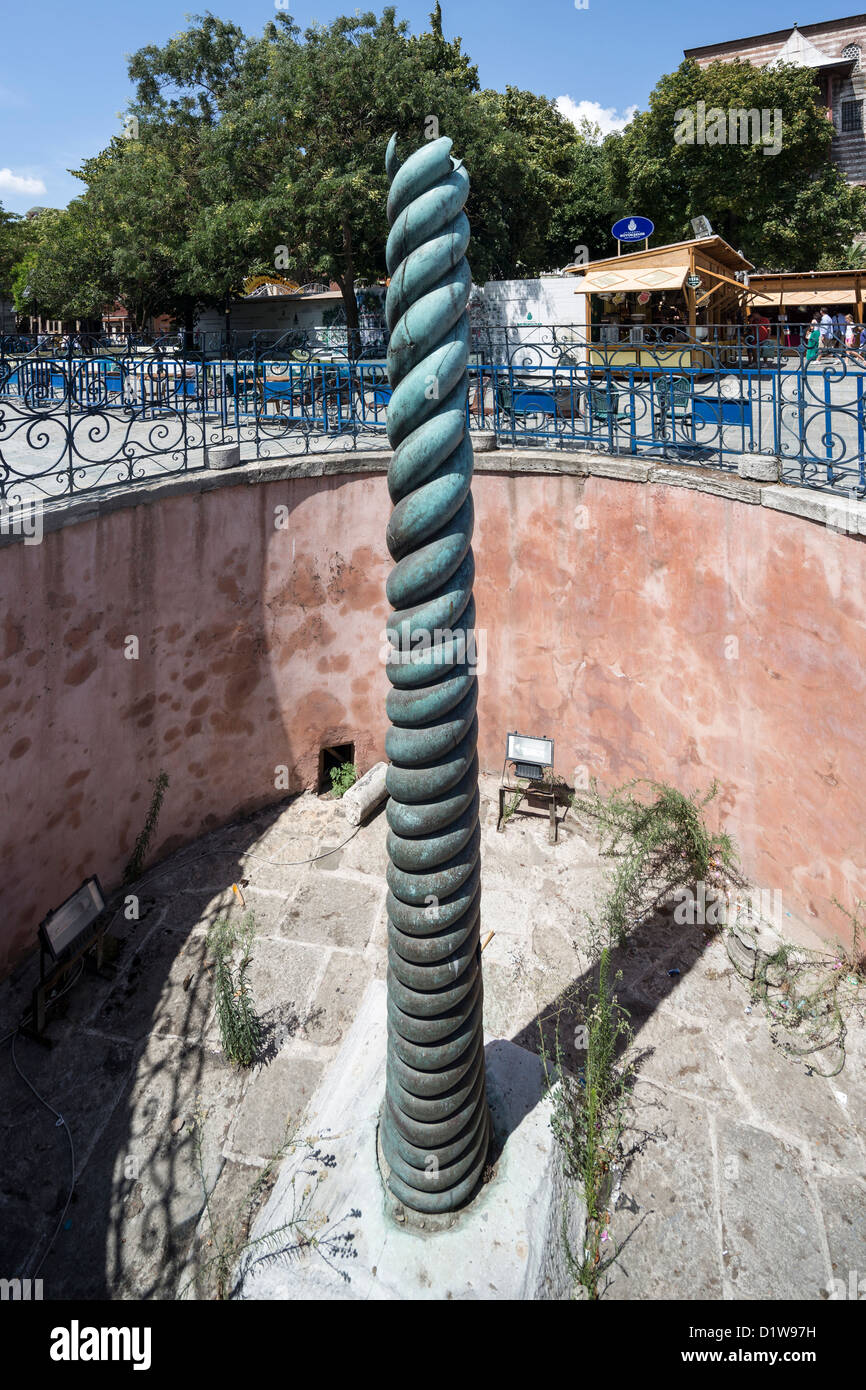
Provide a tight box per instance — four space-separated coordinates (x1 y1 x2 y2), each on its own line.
379 133 490 1215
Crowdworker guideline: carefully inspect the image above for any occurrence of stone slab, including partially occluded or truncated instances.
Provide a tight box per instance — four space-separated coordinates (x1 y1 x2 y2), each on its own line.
237 978 585 1300
815 1175 866 1298
605 1083 723 1300
279 875 379 949
716 1117 828 1299
207 444 241 470
586 455 653 484
340 760 388 826
738 453 779 483
761 483 866 535
226 1053 325 1163
652 466 762 504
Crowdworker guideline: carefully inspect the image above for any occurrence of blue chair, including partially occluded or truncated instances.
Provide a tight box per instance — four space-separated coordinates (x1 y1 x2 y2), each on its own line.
497 382 558 428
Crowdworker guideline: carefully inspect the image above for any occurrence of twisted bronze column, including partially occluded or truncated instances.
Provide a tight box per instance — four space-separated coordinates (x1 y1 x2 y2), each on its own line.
379 133 489 1215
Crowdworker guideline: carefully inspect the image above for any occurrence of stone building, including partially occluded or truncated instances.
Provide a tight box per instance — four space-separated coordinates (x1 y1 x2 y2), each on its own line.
684 16 866 185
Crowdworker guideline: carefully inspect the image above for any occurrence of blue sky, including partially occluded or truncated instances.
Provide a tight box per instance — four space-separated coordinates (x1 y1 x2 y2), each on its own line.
0 0 852 213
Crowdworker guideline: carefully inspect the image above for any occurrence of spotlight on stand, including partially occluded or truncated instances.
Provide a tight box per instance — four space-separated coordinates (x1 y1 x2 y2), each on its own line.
497 731 560 844
22 876 110 1044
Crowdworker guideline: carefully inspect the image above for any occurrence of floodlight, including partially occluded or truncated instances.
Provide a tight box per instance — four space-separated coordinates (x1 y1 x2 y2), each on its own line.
505 731 554 781
25 877 109 1043
38 877 105 963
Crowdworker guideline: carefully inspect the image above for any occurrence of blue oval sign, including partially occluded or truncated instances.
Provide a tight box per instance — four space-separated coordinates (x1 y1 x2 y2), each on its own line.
612 216 655 243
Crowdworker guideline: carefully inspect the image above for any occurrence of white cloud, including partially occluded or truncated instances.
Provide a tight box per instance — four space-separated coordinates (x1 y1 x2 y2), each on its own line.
0 168 47 196
556 96 639 138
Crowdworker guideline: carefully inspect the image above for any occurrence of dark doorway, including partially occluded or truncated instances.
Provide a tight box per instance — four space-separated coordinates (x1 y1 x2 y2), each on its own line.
318 742 355 794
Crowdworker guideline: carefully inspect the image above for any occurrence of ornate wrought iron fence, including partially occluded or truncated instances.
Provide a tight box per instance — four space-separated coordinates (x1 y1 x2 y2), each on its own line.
1 327 864 503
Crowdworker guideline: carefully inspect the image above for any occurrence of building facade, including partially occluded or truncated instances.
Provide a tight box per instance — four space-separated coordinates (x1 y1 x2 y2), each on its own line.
685 15 866 185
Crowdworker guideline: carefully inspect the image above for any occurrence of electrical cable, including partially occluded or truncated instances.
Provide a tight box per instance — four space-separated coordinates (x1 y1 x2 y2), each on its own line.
0 813 364 1269
0 959 85 1047
135 822 363 886
10 1031 76 1279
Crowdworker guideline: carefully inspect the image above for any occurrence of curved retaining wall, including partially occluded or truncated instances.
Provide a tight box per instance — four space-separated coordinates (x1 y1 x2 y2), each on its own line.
1 451 864 975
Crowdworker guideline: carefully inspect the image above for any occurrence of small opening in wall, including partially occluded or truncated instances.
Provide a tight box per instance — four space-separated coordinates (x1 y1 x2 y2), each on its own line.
318 742 355 794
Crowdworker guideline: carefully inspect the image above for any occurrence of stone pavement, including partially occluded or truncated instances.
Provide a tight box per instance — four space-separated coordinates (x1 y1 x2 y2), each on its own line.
0 775 863 1299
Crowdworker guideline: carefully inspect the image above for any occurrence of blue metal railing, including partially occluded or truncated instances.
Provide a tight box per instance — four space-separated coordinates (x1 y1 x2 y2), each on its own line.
2 332 865 502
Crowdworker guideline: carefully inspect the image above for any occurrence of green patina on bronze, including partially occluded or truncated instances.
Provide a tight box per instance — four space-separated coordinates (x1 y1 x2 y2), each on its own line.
380 132 490 1214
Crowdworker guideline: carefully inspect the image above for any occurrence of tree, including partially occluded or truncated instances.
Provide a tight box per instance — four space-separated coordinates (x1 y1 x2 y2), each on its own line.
15 6 621 342
608 58 866 270
125 7 604 348
128 8 521 351
482 88 611 270
0 204 33 304
12 203 114 324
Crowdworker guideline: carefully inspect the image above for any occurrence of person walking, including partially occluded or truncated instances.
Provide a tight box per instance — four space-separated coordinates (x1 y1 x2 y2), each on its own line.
845 314 866 368
803 317 821 370
818 308 834 355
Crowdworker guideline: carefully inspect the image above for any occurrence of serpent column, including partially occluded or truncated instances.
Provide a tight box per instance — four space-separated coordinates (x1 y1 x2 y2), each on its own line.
379 133 490 1216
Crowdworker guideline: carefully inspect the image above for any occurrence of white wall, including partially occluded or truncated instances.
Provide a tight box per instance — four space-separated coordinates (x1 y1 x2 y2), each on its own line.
195 296 340 340
478 276 585 330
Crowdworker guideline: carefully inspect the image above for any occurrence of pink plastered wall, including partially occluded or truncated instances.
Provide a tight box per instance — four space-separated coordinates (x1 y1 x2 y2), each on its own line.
1 466 864 977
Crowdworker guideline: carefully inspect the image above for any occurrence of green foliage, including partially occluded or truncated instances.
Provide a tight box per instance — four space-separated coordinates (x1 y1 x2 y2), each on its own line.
542 949 637 1299
123 771 169 884
500 786 524 825
543 776 740 1296
0 204 34 302
329 761 357 798
208 913 263 1067
14 8 615 331
15 13 866 327
570 778 740 947
731 896 864 1077
186 1108 359 1299
608 58 866 270
816 240 866 271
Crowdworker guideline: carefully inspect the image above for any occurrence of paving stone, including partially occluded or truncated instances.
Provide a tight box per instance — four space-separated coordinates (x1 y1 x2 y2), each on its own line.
239 833 323 892
630 928 754 1028
304 952 372 1047
226 885 296 939
156 889 234 938
138 845 249 896
228 1054 325 1162
182 1156 269 1300
207 937 325 1050
314 812 390 878
626 1009 733 1105
0 1030 134 1279
483 958 546 1048
367 892 389 950
41 1035 244 1299
279 875 379 950
531 924 582 991
717 1117 827 1299
93 920 216 1043
479 883 537 942
815 1175 866 1299
2 771 863 1301
715 1019 864 1175
606 1085 723 1300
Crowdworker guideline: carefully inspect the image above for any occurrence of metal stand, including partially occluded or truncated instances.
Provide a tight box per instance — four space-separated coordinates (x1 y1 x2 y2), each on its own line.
20 919 112 1047
496 763 560 844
